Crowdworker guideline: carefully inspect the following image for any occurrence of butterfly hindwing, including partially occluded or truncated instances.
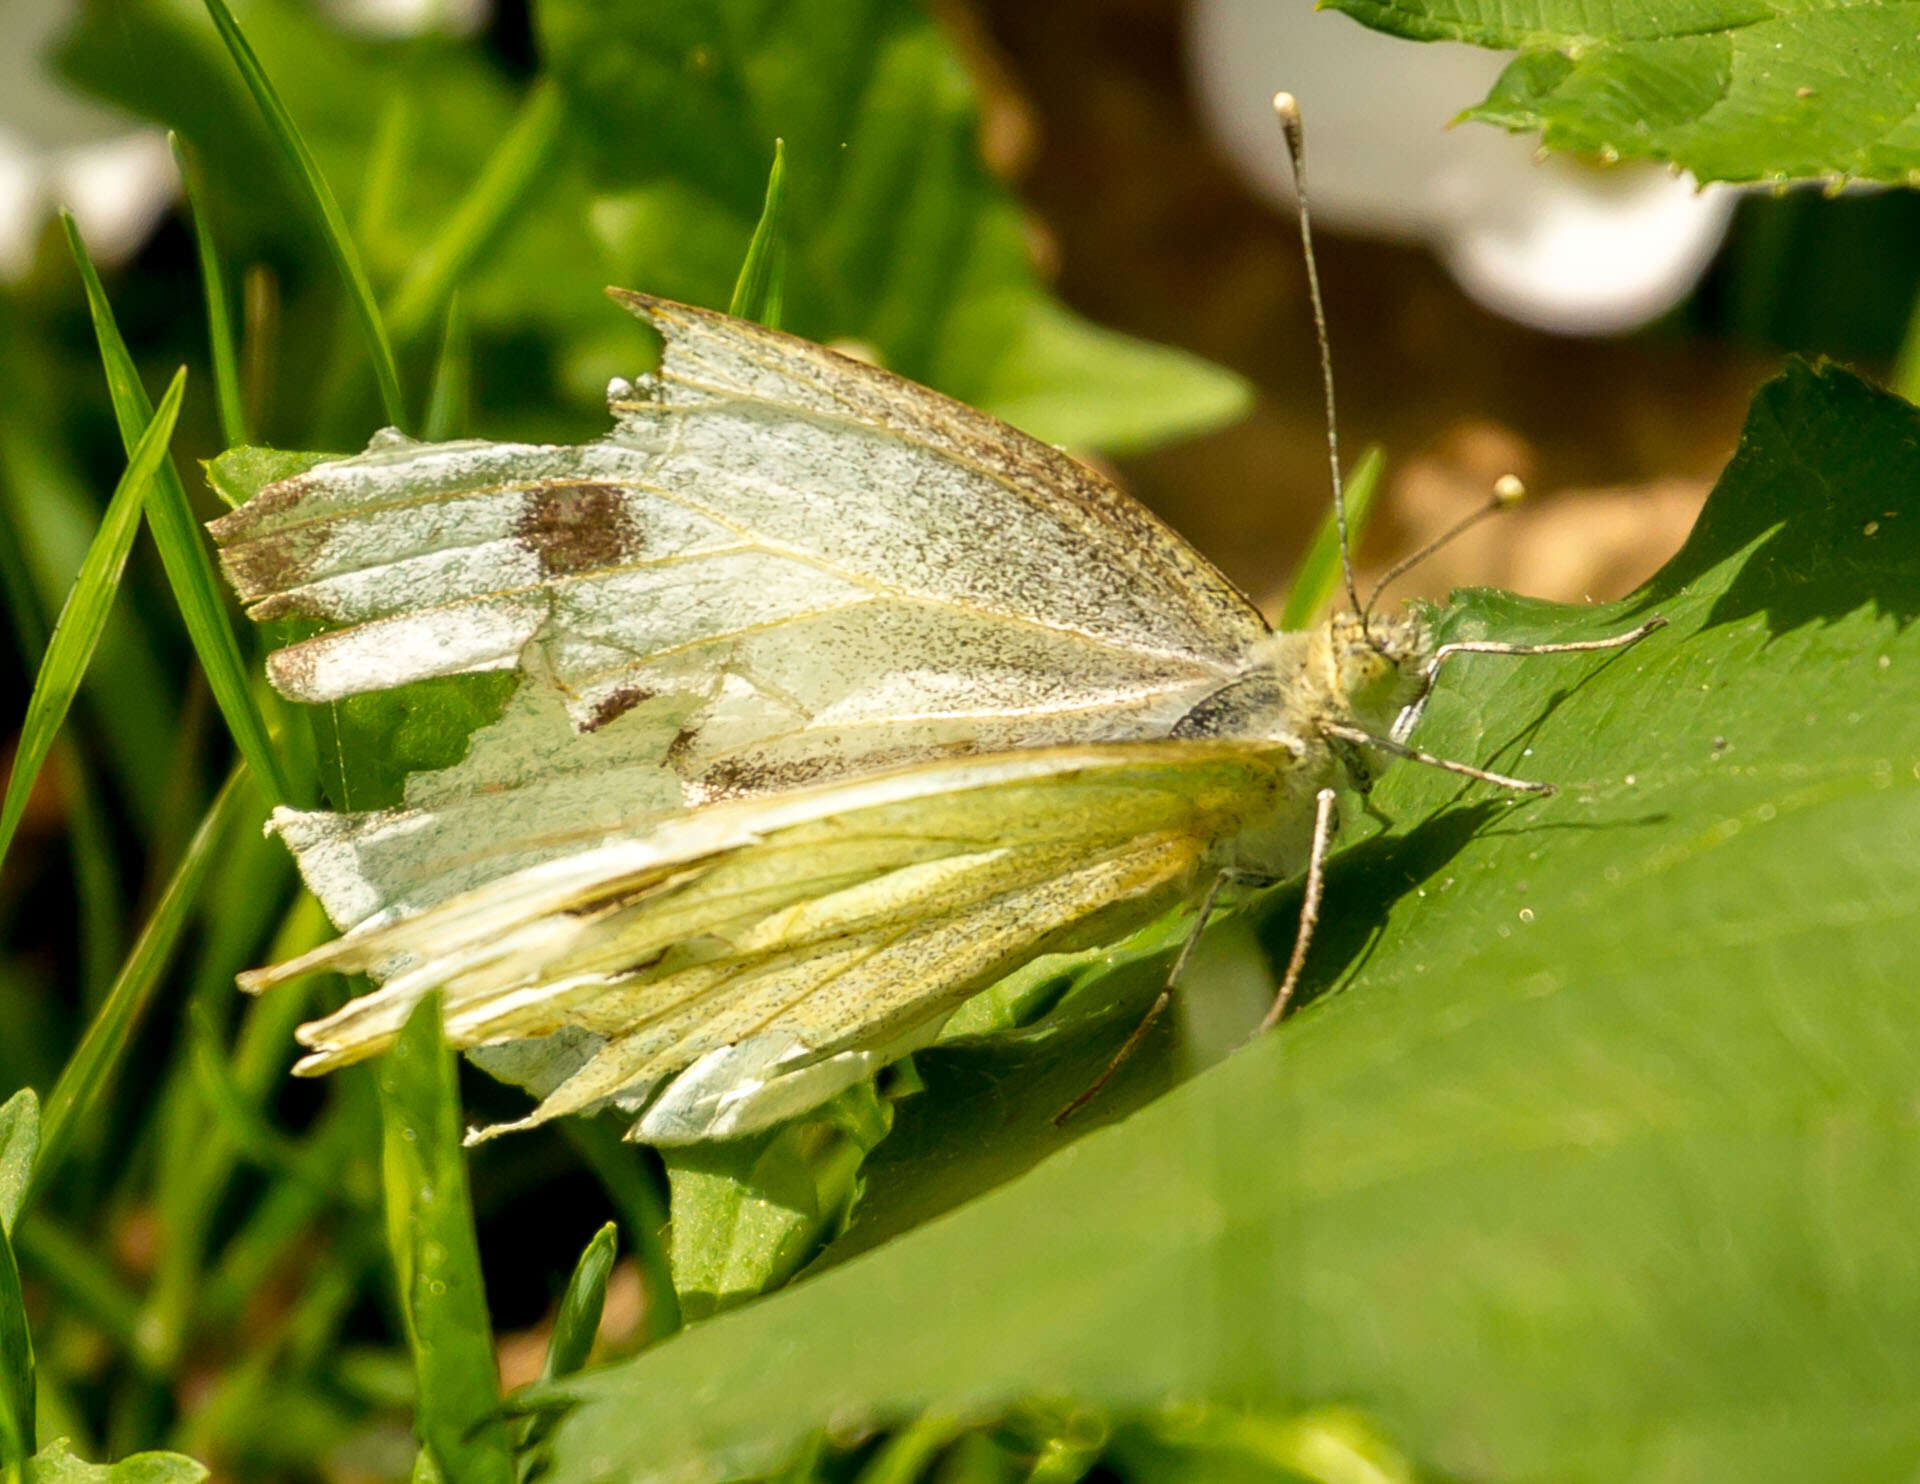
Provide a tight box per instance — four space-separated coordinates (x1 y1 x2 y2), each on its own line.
252 741 1304 1143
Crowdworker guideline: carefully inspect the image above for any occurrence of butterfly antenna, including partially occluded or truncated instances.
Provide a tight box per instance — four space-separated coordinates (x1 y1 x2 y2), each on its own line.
1363 474 1528 622
1274 92 1363 629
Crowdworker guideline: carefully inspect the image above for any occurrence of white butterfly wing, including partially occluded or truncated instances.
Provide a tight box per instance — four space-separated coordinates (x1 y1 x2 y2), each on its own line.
210 294 1268 921
243 742 1305 1144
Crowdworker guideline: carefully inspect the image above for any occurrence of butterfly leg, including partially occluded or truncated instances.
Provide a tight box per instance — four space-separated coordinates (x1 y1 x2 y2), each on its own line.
1391 616 1666 743
1256 785 1339 1035
1053 867 1239 1126
1321 720 1555 794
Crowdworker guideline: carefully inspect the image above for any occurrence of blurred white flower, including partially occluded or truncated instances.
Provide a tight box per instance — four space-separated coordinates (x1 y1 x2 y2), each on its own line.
0 0 178 281
321 0 487 39
1189 0 1737 335
0 0 490 283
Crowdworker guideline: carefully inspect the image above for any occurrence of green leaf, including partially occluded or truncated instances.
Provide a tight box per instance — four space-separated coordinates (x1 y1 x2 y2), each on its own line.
170 134 247 447
539 0 1246 450
1278 445 1385 632
963 297 1251 457
62 216 297 808
0 1095 36 1240
0 370 187 881
0 1096 35 1473
663 1085 896 1322
24 1440 206 1484
542 1223 616 1384
31 770 259 1207
377 995 514 1484
729 140 789 329
557 1121 680 1345
311 672 519 813
514 1222 618 1464
537 362 1920 1483
196 0 407 427
202 448 336 512
1328 0 1920 183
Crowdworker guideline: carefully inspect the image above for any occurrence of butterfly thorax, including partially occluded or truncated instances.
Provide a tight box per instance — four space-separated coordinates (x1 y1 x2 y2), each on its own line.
1173 607 1429 747
1171 605 1432 879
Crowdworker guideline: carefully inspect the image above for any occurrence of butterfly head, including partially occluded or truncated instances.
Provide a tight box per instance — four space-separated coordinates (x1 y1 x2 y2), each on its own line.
1319 607 1430 733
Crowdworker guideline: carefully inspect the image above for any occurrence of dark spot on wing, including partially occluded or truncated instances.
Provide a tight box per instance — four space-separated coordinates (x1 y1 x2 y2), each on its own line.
695 755 835 801
695 740 980 801
516 482 639 576
219 521 334 610
664 724 703 770
584 686 658 733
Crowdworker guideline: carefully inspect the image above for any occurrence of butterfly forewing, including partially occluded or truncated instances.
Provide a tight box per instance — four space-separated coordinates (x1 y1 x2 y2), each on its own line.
209 294 1271 931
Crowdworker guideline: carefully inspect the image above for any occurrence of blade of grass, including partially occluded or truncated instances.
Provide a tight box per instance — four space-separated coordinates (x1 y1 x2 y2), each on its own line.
140 834 297 1369
422 293 469 442
170 135 246 448
385 79 566 343
196 0 407 429
378 995 514 1484
63 216 297 809
358 91 414 247
0 495 125 1004
1896 284 1920 406
0 1218 32 1479
28 767 256 1211
201 1100 368 1325
0 1093 37 1477
729 139 788 330
0 410 175 822
63 748 125 1009
1278 443 1385 631
241 264 279 436
0 370 188 879
851 1414 963 1484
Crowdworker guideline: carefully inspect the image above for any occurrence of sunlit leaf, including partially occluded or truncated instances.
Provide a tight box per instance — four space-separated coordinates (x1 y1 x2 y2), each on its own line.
24 1440 205 1484
1330 0 1920 183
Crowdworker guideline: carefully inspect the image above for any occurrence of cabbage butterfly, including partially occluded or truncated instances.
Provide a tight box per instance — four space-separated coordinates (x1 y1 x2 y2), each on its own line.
213 96 1658 1144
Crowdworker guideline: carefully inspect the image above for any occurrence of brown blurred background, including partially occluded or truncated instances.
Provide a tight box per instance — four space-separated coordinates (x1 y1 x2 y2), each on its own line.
957 0 1777 614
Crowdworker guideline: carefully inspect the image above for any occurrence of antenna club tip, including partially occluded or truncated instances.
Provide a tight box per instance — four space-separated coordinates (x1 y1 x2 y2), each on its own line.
1272 91 1300 120
1492 473 1527 507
